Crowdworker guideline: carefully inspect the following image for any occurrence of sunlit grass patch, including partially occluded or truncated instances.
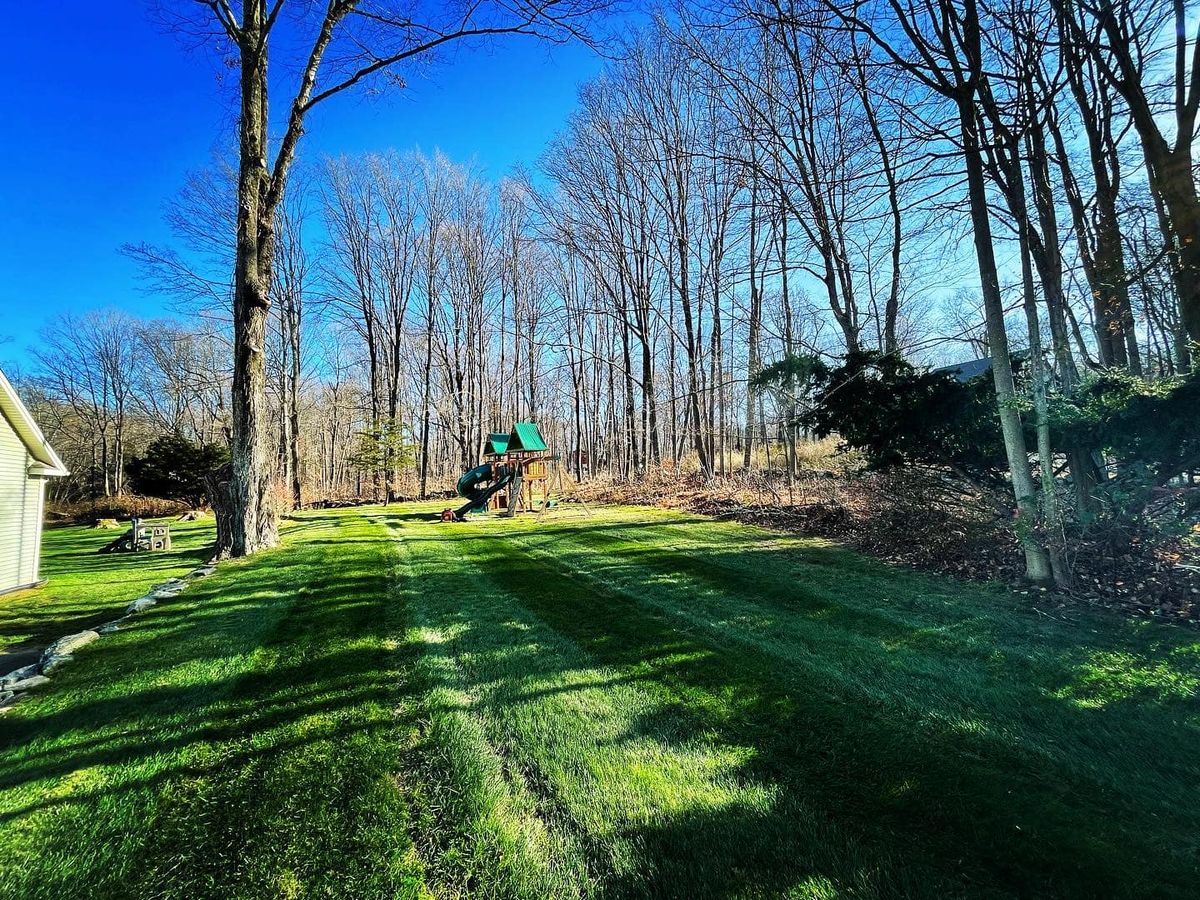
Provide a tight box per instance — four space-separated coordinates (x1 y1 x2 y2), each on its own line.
1 504 1197 898
0 518 216 655
1053 649 1200 708
390 503 1200 898
0 511 427 900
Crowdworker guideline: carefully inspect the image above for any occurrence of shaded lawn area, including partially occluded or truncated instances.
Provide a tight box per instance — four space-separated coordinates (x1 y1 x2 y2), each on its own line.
393 505 1200 899
0 519 216 671
0 511 425 899
0 504 1197 898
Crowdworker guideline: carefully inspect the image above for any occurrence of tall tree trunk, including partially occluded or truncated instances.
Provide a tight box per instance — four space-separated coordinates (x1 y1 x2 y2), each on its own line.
419 244 437 498
1018 218 1071 588
960 99 1052 584
1093 0 1200 360
677 232 710 475
1021 76 1101 516
1050 1 1139 373
855 58 904 355
289 313 303 509
745 178 763 470
230 17 279 556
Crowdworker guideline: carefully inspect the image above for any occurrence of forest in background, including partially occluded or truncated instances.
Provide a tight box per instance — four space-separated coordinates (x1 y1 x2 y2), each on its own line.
9 0 1200 604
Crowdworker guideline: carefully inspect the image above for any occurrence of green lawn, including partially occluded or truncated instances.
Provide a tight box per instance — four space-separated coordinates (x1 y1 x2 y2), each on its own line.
1 505 1197 898
0 518 216 667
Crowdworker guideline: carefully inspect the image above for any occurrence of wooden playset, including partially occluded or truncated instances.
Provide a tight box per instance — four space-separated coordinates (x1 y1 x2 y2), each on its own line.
443 422 586 522
481 422 551 513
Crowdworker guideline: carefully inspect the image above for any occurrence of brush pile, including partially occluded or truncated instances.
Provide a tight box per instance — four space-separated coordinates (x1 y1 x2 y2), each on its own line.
577 465 1200 624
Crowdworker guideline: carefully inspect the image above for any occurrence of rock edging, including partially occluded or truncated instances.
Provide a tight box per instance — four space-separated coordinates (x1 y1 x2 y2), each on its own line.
0 556 220 713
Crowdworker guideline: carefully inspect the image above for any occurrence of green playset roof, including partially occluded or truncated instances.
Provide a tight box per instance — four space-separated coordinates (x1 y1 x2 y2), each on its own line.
483 432 510 456
482 423 548 456
508 422 548 453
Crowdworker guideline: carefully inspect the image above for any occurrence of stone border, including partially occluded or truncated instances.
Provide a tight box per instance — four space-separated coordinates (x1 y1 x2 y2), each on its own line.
0 555 220 713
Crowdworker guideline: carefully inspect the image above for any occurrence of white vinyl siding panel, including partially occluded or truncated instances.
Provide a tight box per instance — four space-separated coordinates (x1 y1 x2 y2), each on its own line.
20 475 45 585
0 410 36 593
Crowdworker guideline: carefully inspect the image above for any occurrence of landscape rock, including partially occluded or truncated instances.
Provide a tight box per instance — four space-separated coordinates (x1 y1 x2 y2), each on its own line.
97 619 125 634
40 654 74 675
0 690 14 705
1 664 39 687
152 579 187 593
150 589 181 600
7 675 51 692
190 566 216 578
126 597 157 614
44 630 100 659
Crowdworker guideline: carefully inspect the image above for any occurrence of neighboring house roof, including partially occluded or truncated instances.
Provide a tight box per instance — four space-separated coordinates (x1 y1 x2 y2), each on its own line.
483 432 510 456
508 422 548 453
935 357 993 383
0 368 69 477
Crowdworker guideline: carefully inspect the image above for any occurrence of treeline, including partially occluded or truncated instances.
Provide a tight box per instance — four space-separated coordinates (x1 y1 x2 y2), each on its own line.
17 0 1200 584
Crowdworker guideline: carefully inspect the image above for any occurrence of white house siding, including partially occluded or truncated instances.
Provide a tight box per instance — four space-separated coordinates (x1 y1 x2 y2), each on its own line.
20 472 46 586
0 409 37 593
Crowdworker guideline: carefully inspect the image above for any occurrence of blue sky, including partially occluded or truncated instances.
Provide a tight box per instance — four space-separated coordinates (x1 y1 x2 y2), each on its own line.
0 2 604 369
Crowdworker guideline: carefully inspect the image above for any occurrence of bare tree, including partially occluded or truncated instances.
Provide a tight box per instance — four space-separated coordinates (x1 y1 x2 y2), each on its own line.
34 311 140 498
842 0 1055 583
170 0 609 555
1059 0 1200 366
271 194 309 509
1044 0 1140 372
417 153 453 499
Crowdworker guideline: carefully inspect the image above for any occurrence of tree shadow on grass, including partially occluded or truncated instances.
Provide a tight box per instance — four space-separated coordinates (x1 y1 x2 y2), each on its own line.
7 506 1191 898
0 516 424 899
0 524 216 663
397 511 1200 898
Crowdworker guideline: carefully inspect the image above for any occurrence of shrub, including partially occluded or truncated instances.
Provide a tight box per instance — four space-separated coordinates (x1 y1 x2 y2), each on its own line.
799 351 1007 485
126 434 230 506
1053 372 1200 489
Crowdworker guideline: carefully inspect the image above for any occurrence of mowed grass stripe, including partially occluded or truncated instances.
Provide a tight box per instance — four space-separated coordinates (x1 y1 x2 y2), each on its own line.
454 517 1058 892
394 512 887 898
0 512 430 900
394 511 971 898
511 513 1200 784
398 518 801 892
2 505 1196 899
394 506 1200 898
517 514 1200 886
393 518 611 899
